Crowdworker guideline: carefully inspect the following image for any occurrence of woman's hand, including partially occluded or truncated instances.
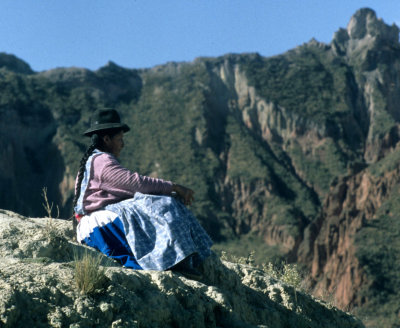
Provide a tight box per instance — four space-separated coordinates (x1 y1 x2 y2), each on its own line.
172 184 195 206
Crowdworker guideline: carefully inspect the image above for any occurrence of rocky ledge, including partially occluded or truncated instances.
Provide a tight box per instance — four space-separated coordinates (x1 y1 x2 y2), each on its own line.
0 209 363 328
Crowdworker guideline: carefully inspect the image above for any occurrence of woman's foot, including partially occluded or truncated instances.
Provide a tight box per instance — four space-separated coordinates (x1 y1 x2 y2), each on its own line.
170 256 203 280
172 266 203 280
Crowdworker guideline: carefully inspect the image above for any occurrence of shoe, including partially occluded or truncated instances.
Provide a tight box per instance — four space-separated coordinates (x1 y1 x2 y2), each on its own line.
170 256 203 280
172 266 203 280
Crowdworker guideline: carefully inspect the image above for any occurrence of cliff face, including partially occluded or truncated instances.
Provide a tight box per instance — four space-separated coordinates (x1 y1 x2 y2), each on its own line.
299 170 388 306
1 7 400 326
297 147 400 325
0 71 65 216
0 209 364 328
332 8 400 163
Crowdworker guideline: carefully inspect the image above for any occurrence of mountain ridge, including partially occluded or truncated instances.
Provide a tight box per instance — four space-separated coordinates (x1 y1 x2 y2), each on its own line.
0 7 399 326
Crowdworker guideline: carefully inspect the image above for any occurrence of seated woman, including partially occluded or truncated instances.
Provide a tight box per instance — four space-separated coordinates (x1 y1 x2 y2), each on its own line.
73 108 212 278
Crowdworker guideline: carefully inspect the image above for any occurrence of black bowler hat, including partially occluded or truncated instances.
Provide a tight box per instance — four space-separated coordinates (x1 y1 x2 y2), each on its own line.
84 109 130 136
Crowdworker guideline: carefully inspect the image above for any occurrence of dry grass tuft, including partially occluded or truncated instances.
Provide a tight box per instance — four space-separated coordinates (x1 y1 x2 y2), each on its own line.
74 250 109 295
41 187 61 240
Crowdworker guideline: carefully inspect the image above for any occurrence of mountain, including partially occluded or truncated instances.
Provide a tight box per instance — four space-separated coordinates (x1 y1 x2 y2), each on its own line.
0 7 399 326
0 209 364 328
0 52 34 74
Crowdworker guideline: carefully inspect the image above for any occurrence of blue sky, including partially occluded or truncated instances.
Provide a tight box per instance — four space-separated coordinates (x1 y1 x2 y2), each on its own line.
0 1 399 72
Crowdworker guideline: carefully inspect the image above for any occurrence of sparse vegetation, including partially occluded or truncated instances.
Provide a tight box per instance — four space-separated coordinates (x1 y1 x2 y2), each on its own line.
42 186 60 219
41 186 61 240
74 250 109 295
213 233 286 265
220 250 303 291
220 250 256 266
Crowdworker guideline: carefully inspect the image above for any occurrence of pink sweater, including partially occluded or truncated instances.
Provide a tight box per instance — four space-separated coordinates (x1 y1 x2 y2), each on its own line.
81 152 173 213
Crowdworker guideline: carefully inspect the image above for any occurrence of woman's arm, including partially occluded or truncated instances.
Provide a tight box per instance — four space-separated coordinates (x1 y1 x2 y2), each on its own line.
98 154 173 196
97 154 196 205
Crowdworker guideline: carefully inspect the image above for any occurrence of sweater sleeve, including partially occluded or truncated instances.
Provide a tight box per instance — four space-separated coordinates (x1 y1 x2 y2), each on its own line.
96 153 173 196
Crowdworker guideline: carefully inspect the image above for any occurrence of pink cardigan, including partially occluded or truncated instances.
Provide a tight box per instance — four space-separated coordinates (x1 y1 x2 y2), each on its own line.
81 152 173 213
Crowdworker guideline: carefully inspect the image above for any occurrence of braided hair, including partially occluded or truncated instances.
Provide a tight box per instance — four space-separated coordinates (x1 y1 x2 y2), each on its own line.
72 128 123 235
71 134 101 235
72 134 101 211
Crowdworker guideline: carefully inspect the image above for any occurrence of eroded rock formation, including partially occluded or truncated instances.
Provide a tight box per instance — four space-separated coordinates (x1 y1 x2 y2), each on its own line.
298 151 400 317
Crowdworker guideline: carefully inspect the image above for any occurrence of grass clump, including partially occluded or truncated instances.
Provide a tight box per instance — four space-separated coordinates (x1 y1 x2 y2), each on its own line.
220 250 256 266
220 250 303 291
42 186 60 219
41 186 61 240
74 250 109 295
262 262 302 290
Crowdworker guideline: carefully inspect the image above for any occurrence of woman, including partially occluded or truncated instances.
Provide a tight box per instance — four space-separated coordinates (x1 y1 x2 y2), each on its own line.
73 108 212 278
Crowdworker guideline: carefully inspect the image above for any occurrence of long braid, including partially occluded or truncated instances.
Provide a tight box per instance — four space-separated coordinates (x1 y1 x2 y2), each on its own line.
71 134 101 235
72 128 122 214
71 128 123 237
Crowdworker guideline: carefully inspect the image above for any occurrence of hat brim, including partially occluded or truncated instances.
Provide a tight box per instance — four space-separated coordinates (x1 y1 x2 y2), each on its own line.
83 123 130 136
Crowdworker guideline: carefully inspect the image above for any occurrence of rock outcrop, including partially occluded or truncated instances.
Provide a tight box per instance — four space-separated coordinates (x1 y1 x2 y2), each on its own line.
0 209 363 328
332 8 400 163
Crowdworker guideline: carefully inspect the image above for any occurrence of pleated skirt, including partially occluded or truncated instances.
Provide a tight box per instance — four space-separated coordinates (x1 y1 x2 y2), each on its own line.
77 192 213 270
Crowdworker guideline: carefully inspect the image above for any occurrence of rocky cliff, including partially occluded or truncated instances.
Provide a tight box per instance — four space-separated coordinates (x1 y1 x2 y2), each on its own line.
0 209 363 328
297 145 400 326
1 7 400 327
332 8 400 163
